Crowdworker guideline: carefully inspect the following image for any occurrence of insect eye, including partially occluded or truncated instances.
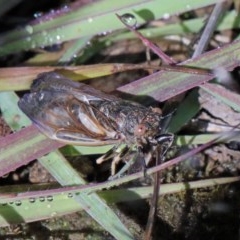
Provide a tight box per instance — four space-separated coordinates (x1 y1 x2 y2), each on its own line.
134 124 146 137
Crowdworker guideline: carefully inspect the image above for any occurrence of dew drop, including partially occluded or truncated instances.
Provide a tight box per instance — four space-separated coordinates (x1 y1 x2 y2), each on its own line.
186 4 192 10
15 200 22 206
39 196 45 202
101 31 107 36
162 13 170 20
61 5 69 13
86 41 92 46
34 12 43 19
29 197 36 203
51 211 57 217
87 17 93 23
119 13 137 28
25 25 33 34
49 9 56 15
67 193 73 198
47 196 53 202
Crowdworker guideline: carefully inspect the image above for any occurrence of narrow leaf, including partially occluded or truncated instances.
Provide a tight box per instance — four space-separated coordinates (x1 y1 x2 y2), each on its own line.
118 39 240 101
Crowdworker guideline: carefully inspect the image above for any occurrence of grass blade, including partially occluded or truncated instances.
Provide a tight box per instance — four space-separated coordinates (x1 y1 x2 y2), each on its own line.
0 0 219 56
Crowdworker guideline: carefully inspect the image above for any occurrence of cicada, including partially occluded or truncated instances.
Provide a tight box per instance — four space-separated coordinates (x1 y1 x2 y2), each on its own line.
18 72 173 176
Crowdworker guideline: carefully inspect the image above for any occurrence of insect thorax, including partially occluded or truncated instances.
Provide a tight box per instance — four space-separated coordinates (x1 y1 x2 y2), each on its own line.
92 100 162 143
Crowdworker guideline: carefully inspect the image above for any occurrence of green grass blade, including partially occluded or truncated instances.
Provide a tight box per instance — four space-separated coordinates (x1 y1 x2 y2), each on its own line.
39 152 134 240
111 10 240 41
0 64 147 91
0 176 239 226
0 0 219 56
0 177 239 226
118 39 240 102
201 83 240 112
168 90 200 133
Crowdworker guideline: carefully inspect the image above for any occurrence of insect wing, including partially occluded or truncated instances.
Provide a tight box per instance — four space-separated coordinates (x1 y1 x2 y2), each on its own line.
18 72 120 146
31 72 118 102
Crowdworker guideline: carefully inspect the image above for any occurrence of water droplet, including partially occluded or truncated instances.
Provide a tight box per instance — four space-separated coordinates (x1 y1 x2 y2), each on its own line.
101 31 107 36
163 13 170 20
119 13 137 28
97 30 112 37
9 201 14 205
51 211 57 217
186 4 191 10
61 5 69 12
47 196 53 202
87 17 93 23
55 35 63 44
86 41 92 46
34 12 43 19
67 193 73 198
39 196 45 202
15 200 22 206
25 25 33 34
29 197 36 203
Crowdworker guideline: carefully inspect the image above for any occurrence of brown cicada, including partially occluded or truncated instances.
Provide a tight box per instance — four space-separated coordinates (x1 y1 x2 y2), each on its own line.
18 72 173 176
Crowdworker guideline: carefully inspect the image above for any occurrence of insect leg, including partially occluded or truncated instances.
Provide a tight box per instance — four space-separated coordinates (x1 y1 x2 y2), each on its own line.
96 145 118 164
96 144 133 177
109 145 140 179
110 145 130 176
